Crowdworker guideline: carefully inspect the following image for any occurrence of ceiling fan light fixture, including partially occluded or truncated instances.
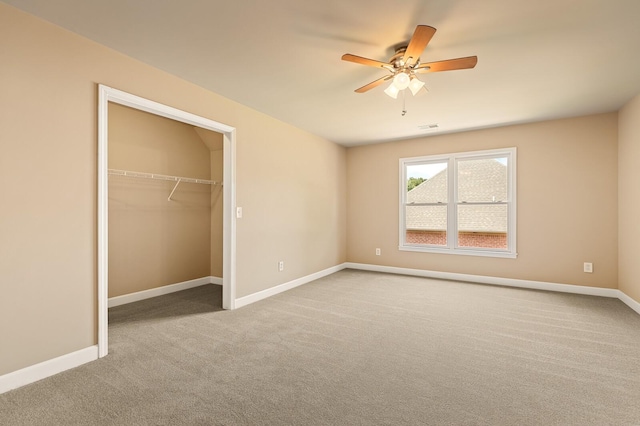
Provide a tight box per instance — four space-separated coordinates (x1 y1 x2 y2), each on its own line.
408 77 425 96
384 83 400 99
393 72 411 90
341 24 477 114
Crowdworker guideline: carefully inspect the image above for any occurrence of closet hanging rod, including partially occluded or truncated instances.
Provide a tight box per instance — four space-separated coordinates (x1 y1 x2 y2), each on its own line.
107 168 221 186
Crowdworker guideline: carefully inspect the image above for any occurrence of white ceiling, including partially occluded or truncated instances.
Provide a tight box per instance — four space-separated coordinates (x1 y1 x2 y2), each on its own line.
5 0 640 146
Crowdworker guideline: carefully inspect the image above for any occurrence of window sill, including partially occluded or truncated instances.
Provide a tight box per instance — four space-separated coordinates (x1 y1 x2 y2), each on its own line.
399 245 517 259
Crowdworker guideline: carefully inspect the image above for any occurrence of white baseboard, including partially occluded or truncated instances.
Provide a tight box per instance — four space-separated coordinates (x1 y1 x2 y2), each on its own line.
233 262 630 309
234 264 347 309
344 262 620 298
108 276 222 308
1 277 224 394
0 345 98 394
617 290 640 315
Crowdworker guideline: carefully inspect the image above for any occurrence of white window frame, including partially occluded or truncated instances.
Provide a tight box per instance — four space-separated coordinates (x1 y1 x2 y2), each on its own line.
399 147 517 258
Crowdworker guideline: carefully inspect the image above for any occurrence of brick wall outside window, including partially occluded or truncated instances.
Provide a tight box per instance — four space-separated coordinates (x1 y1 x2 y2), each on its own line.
405 230 447 245
406 230 507 249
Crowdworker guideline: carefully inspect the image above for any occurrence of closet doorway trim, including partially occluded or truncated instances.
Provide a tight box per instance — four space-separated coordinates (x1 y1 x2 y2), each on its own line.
97 84 237 358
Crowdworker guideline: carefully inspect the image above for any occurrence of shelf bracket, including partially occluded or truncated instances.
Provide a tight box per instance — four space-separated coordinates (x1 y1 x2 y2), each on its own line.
168 179 181 201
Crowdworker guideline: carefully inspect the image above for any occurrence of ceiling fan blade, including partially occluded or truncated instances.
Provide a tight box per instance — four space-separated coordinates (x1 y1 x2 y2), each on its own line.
355 75 393 93
414 56 478 73
402 25 436 65
342 53 392 70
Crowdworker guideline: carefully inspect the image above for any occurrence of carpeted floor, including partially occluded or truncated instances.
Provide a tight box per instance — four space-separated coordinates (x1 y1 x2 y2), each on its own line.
2 269 640 425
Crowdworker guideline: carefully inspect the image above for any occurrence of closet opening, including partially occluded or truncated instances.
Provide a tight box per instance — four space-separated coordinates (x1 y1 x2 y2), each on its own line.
97 85 236 358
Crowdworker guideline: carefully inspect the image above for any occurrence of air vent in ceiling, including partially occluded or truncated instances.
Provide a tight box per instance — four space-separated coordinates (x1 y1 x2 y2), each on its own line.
418 123 439 131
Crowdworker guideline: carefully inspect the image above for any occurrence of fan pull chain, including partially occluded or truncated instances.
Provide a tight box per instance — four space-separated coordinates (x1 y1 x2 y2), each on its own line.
401 89 407 116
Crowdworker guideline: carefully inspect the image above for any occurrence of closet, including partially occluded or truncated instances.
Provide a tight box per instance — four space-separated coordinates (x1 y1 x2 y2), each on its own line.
107 103 223 308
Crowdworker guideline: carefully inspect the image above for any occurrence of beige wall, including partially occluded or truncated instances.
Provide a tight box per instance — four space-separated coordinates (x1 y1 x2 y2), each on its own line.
237 121 347 293
108 103 212 297
0 4 346 376
618 93 640 303
347 114 618 288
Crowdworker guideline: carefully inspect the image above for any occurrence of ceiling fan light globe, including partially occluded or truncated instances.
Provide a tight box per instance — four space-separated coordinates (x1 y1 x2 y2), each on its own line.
408 77 425 96
384 83 400 99
393 72 411 90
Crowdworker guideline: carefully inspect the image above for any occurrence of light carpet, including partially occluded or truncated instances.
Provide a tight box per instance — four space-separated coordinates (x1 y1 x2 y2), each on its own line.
2 269 640 425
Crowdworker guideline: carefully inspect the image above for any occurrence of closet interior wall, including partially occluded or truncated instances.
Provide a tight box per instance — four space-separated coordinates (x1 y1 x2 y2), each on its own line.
194 127 224 279
108 103 223 299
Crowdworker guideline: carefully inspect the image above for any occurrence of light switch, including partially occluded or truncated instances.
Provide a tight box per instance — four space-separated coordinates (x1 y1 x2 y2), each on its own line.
236 207 242 218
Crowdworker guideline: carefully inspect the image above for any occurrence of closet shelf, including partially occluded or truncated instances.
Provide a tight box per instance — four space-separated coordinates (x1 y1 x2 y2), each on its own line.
108 168 220 185
108 168 222 201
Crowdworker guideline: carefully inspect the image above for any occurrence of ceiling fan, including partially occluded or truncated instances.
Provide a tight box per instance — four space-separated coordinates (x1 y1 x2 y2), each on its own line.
342 25 477 99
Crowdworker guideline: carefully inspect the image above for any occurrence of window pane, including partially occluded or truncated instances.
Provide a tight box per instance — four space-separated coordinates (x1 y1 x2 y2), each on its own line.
457 204 507 249
406 162 447 203
405 205 447 246
400 148 515 257
457 157 507 203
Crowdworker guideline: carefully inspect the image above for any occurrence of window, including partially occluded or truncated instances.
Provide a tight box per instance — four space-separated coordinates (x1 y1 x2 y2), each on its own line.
400 148 516 258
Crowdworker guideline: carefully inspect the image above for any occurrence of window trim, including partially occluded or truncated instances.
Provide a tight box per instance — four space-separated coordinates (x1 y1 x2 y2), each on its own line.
399 147 517 258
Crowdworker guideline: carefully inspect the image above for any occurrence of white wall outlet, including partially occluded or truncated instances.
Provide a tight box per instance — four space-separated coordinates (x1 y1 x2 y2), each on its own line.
583 262 593 273
278 261 284 272
236 207 243 218
375 248 381 256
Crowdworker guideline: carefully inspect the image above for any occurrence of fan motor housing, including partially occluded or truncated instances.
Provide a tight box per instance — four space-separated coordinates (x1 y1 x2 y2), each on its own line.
390 47 410 68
